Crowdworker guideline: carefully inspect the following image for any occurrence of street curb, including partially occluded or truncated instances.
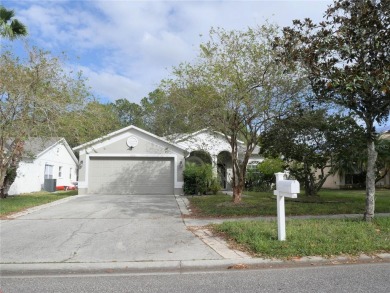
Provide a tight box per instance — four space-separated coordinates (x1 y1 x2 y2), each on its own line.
1 254 389 276
175 195 191 216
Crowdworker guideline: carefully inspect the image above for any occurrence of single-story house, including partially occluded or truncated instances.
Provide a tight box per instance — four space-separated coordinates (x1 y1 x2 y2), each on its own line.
320 130 390 189
73 126 262 195
377 131 390 187
8 138 78 195
320 167 390 189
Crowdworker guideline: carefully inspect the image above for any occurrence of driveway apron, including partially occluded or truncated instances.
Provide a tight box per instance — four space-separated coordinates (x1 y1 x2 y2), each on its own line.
0 195 222 263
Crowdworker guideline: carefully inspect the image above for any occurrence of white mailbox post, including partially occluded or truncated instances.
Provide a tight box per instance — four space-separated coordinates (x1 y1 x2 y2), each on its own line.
273 172 300 241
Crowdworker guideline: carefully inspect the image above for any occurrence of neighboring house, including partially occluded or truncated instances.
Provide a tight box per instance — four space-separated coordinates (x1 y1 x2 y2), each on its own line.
73 126 262 195
320 130 390 189
169 129 262 190
377 130 390 187
8 138 78 195
321 167 390 189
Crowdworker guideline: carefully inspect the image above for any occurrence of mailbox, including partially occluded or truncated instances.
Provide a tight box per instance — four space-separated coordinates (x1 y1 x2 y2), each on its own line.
274 173 300 241
277 180 300 194
273 179 300 198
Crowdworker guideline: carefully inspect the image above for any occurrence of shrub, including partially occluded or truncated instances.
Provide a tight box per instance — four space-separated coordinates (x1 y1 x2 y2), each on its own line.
245 169 264 191
209 177 221 195
245 158 284 192
183 163 215 195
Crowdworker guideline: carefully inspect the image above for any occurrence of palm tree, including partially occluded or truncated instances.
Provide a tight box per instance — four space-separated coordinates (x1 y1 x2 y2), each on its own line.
0 5 27 40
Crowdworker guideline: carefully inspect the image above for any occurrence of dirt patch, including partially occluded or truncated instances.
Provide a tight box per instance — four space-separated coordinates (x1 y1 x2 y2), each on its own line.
209 226 255 256
228 263 250 270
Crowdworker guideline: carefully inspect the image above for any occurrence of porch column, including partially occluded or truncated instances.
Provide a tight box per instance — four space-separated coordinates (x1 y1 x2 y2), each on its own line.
212 154 218 178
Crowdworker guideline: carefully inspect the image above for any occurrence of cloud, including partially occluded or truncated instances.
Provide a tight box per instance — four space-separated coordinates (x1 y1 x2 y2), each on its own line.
139 31 192 67
77 66 143 102
6 0 334 104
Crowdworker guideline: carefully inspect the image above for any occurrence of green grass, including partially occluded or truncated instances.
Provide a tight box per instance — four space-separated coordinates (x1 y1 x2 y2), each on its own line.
189 189 390 217
213 217 390 258
0 190 77 217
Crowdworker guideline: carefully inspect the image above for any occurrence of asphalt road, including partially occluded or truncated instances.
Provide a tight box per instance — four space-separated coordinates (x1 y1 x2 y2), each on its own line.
1 263 389 293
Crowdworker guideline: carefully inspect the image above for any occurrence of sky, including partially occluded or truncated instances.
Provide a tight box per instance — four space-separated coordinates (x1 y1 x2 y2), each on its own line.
2 0 389 131
2 0 335 101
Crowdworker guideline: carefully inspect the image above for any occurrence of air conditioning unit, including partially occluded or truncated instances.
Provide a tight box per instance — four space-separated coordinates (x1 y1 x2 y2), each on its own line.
44 179 57 192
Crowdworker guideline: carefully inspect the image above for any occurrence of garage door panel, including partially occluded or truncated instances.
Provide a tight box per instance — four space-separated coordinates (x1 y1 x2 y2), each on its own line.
88 157 174 195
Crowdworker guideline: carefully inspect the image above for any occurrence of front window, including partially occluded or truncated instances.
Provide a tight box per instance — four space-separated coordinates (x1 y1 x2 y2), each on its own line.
247 161 260 170
58 166 62 178
44 164 53 179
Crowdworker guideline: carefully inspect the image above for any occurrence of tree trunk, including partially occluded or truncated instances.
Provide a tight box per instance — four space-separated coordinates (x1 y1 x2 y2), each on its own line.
230 135 241 203
1 164 20 198
364 139 377 222
233 171 247 203
0 169 7 199
0 139 24 199
304 178 318 196
1 159 10 198
232 185 242 203
227 129 255 204
231 163 242 203
303 170 317 196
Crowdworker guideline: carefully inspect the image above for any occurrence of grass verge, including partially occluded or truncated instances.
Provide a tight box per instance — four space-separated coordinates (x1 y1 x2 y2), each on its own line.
189 189 390 217
213 217 390 258
0 190 77 217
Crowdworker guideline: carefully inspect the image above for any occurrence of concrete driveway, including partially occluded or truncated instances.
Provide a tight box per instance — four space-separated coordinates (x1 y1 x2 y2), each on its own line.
0 194 222 264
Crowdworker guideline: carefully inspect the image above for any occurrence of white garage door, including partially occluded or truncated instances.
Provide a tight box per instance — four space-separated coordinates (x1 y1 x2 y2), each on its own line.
88 157 174 195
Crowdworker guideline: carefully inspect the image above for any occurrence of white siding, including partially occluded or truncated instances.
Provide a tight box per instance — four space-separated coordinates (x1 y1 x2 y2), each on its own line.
9 142 77 195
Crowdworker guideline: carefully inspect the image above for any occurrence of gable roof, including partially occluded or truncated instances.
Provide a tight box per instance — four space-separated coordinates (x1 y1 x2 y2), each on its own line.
6 137 78 164
22 137 63 157
73 125 187 152
167 128 246 145
167 128 260 154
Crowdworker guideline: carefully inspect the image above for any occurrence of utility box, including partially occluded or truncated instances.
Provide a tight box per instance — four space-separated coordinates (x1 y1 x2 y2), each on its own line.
44 179 57 192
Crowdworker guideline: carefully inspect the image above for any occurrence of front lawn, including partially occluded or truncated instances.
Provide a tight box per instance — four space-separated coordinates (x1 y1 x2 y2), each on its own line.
213 217 390 258
189 189 390 217
0 190 77 217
